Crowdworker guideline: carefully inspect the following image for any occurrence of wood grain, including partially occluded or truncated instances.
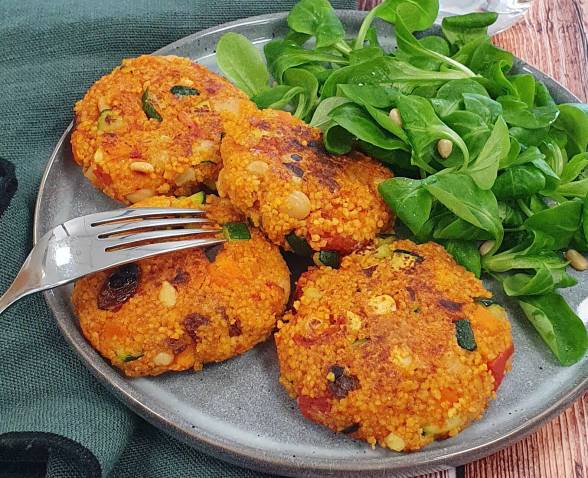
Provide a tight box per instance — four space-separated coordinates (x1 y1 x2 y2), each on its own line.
464 392 588 478
355 1 588 477
493 0 588 102
467 1 588 474
421 470 454 478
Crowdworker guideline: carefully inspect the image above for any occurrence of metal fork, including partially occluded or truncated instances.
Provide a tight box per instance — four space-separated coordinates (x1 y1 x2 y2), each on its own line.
0 208 225 314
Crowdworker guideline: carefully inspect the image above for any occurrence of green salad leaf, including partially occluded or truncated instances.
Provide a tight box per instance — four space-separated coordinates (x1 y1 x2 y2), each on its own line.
287 0 346 49
518 293 588 366
378 178 433 235
321 56 471 98
252 85 304 110
397 95 470 171
442 12 498 47
309 96 352 129
465 116 510 189
434 213 494 240
354 0 439 48
492 165 546 200
328 102 408 151
216 33 269 97
444 239 482 277
554 103 588 156
284 67 319 119
523 200 582 250
425 172 503 246
395 15 476 77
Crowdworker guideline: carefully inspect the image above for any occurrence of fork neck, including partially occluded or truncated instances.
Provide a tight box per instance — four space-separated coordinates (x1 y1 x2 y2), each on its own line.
0 280 34 315
0 249 43 315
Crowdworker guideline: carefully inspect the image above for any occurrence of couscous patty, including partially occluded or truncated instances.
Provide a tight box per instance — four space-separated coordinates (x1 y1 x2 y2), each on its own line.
275 239 513 451
217 107 393 254
72 195 290 376
71 55 250 204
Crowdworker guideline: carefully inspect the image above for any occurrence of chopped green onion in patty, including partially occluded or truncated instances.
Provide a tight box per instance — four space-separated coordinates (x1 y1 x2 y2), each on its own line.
475 297 496 307
116 350 144 363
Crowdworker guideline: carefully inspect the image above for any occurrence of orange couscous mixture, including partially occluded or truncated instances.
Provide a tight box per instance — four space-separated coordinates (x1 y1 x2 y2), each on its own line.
218 107 394 254
71 55 251 204
275 239 513 451
71 195 290 376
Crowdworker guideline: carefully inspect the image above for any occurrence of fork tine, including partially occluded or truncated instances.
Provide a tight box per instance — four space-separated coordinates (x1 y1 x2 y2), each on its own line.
82 207 206 227
95 217 215 236
104 237 226 267
102 227 222 249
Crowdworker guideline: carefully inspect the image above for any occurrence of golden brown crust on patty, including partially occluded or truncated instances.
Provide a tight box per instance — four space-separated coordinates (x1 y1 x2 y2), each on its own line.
72 195 290 376
275 239 513 451
71 55 251 204
217 107 394 254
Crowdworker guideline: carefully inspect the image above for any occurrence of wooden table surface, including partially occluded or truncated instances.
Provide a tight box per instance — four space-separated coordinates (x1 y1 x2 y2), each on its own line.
466 2 588 475
357 1 588 477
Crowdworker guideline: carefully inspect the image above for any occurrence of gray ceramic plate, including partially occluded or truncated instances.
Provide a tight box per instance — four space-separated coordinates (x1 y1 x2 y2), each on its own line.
34 11 588 478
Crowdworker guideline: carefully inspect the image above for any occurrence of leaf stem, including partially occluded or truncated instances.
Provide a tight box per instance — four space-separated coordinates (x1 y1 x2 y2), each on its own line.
293 93 306 119
517 199 534 217
334 40 352 55
354 7 378 50
430 50 477 77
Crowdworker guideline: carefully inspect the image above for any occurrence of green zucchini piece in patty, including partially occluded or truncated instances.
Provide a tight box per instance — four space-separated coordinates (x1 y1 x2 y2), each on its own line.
170 85 200 96
97 109 123 132
313 250 341 269
455 319 477 351
189 191 206 207
393 249 424 262
286 232 313 257
142 89 162 121
223 222 251 240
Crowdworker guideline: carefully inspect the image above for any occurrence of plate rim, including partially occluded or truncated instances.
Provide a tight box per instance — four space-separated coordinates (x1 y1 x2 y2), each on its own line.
33 11 588 477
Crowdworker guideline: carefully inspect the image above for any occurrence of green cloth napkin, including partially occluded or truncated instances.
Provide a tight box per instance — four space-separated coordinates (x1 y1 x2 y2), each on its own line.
0 1 356 476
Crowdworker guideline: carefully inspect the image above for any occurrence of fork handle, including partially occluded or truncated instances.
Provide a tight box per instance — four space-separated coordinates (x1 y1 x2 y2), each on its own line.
0 280 33 315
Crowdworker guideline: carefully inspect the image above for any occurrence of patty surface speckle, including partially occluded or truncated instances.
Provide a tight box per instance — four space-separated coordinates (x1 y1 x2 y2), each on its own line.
275 239 513 451
72 195 290 376
71 55 251 204
218 106 393 254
